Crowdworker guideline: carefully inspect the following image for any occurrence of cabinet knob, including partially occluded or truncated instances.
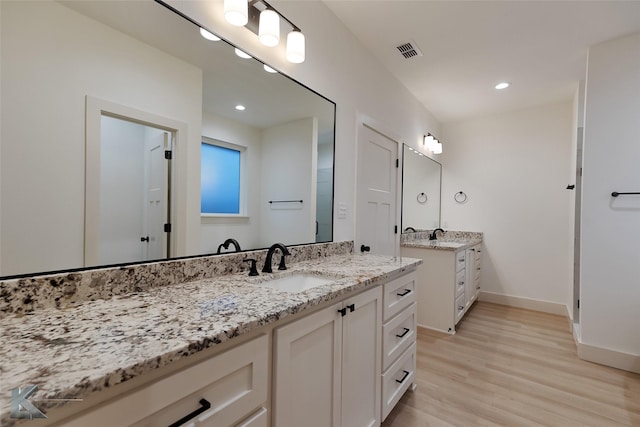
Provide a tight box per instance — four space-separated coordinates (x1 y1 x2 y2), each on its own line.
338 307 347 317
347 303 355 313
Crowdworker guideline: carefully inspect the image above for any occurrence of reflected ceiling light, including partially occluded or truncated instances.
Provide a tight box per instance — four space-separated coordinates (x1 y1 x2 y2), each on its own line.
235 105 246 111
259 9 280 47
234 48 252 59
263 64 277 73
223 0 306 64
224 0 248 26
199 27 220 41
286 29 305 63
495 82 510 90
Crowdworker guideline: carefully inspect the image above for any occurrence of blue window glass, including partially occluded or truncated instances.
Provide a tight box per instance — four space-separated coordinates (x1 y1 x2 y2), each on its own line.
201 143 241 214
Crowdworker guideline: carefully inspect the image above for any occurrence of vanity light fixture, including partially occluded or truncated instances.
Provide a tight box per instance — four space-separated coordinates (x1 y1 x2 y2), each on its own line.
235 48 252 59
258 8 280 47
424 133 443 155
224 0 249 26
200 28 221 41
433 141 443 154
224 0 306 63
495 82 510 90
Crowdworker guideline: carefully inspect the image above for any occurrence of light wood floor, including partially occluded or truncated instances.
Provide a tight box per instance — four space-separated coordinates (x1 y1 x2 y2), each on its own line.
382 302 640 427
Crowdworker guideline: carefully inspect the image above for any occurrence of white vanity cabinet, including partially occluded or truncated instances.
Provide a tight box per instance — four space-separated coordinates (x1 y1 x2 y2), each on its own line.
401 244 481 334
381 271 418 421
57 335 269 427
273 286 382 427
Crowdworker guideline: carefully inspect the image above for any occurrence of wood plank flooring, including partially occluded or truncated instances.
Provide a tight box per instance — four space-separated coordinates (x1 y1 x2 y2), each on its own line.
382 302 640 427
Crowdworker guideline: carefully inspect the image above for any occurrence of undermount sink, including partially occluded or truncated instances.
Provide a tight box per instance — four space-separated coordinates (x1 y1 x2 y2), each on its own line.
258 272 340 293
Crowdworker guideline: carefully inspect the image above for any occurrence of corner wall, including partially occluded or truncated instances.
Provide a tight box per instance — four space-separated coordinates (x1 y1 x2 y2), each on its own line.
441 103 574 311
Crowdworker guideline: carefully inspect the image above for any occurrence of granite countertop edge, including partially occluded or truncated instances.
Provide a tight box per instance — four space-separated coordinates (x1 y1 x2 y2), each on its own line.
401 238 483 251
0 253 421 423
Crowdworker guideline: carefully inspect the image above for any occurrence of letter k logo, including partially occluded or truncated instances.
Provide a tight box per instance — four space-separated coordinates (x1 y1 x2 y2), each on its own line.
11 385 47 419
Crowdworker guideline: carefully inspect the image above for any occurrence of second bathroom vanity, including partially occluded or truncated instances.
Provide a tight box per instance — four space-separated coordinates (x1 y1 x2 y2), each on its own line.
401 231 483 334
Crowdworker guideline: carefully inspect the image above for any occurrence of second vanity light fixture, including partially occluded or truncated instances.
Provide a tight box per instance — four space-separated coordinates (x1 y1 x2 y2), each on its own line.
423 133 443 154
224 0 305 63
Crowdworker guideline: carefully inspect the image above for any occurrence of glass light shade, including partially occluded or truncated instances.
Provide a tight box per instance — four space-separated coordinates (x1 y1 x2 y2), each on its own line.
433 142 443 154
224 0 248 26
199 28 220 41
259 9 280 47
263 64 277 73
424 135 436 151
234 48 252 59
286 30 305 63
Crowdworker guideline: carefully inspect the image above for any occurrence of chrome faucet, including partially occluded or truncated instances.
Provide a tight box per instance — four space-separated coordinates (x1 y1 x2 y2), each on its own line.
429 228 445 240
263 243 291 273
216 238 241 254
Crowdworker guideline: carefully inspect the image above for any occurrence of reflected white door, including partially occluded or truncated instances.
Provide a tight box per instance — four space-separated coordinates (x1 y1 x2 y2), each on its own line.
143 130 169 261
316 168 333 242
356 124 398 256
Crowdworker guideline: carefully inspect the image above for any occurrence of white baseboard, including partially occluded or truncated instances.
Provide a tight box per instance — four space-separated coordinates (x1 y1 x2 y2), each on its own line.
478 291 570 317
577 341 640 374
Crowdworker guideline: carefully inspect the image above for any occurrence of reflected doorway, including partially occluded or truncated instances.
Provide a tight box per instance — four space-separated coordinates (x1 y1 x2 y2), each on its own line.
98 115 171 265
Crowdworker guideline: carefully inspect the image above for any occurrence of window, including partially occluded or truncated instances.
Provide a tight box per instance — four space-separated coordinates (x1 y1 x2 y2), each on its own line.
201 138 245 216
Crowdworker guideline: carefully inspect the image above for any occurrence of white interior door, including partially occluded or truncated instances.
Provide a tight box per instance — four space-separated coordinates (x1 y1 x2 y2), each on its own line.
143 130 169 261
356 124 398 256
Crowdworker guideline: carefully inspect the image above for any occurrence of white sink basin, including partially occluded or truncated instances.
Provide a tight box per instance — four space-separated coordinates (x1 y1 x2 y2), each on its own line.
259 273 338 293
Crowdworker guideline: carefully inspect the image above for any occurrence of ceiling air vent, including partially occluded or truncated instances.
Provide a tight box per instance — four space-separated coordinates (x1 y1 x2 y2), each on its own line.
396 41 423 60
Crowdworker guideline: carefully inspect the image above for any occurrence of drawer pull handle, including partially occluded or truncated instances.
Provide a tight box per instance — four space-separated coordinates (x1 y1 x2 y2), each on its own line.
396 370 410 384
338 307 348 317
397 289 412 297
169 398 211 427
458 305 464 310
396 327 410 338
348 303 355 313
458 281 464 286
477 286 481 290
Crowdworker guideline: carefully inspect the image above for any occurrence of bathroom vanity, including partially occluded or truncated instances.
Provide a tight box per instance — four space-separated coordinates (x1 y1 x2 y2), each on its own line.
0 242 420 427
400 231 483 334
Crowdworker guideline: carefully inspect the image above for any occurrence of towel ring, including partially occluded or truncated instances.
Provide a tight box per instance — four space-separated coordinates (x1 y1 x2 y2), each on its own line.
454 191 467 203
417 192 428 204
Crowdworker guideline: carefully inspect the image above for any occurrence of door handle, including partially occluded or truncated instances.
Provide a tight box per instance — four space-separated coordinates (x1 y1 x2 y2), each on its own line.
140 236 149 242
360 244 371 253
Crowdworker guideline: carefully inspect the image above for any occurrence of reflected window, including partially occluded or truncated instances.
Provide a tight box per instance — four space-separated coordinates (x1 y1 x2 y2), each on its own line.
201 139 245 215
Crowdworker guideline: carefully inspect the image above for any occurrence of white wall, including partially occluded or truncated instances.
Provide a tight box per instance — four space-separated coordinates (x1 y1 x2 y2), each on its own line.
165 0 441 245
260 118 317 245
580 32 640 362
0 1 202 276
200 111 263 253
441 103 574 309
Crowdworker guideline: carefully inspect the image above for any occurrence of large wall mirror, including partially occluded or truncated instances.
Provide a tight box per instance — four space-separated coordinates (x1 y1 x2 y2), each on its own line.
401 144 441 232
0 0 335 278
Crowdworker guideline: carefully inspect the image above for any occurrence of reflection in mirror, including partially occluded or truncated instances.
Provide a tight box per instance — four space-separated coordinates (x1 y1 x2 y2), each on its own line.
0 0 335 278
401 144 441 232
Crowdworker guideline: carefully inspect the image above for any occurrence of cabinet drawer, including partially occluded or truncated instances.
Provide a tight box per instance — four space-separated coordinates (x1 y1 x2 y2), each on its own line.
236 407 268 427
382 303 416 370
64 335 269 427
455 269 465 298
455 293 466 324
456 251 466 272
383 271 417 322
382 342 416 421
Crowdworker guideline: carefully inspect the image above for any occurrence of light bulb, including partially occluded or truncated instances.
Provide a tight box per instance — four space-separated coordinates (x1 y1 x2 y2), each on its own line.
234 48 252 59
224 0 248 26
433 142 443 154
263 64 277 73
286 30 305 63
259 9 280 47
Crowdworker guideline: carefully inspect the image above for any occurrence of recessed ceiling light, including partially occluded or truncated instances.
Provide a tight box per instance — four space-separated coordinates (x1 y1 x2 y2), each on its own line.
199 28 220 41
263 64 277 74
235 105 246 111
234 48 252 59
495 82 510 90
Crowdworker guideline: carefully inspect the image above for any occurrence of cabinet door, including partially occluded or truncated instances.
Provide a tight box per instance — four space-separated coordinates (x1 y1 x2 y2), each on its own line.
273 302 342 427
341 287 382 427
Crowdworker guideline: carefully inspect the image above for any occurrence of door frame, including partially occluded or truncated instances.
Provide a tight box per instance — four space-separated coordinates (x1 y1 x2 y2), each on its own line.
355 114 403 256
84 96 187 267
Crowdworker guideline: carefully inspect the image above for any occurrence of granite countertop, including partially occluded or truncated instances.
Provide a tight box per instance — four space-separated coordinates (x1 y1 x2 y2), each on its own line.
0 253 420 423
401 238 482 251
